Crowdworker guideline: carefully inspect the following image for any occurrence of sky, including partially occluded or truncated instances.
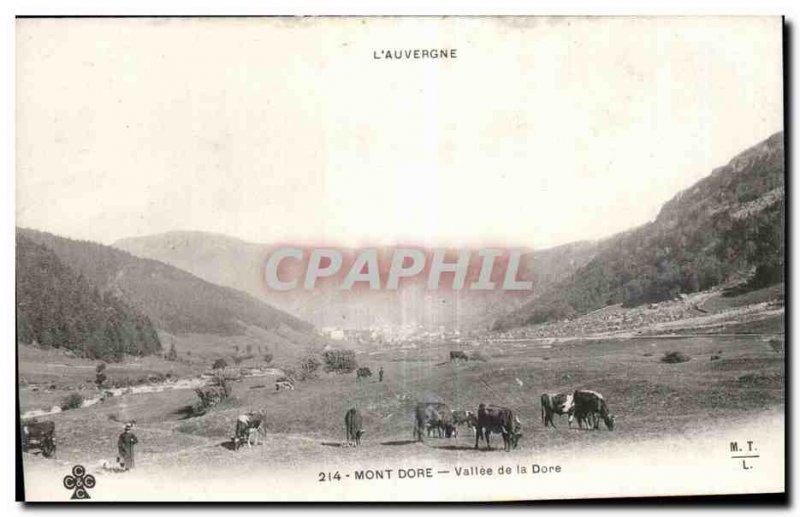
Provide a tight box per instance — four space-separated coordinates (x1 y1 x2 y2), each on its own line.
16 16 784 249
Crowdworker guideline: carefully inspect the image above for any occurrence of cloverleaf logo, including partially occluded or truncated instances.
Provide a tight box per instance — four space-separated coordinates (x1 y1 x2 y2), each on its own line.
63 465 96 499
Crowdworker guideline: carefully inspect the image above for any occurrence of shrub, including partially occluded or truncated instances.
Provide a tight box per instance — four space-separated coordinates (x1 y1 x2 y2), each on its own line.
470 351 488 362
661 351 691 364
193 373 232 414
166 343 178 361
323 349 358 373
737 372 783 388
296 355 321 381
148 372 167 384
212 358 228 370
263 352 274 364
95 362 107 388
211 371 233 396
281 367 297 383
61 392 84 411
768 338 784 355
193 387 225 413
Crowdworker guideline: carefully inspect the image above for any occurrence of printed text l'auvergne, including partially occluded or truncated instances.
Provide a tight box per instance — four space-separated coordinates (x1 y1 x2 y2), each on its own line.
373 48 458 60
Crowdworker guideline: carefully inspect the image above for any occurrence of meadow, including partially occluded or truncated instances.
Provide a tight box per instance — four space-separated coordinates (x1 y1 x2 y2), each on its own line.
19 326 784 476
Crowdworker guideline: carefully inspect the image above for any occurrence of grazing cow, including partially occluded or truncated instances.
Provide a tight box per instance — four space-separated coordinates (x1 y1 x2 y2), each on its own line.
541 392 574 428
449 351 469 361
572 390 615 431
232 410 266 449
356 367 372 380
414 402 456 441
344 408 365 446
474 404 522 451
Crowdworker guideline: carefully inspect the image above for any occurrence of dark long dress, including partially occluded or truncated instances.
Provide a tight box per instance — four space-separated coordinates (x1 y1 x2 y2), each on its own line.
118 431 138 470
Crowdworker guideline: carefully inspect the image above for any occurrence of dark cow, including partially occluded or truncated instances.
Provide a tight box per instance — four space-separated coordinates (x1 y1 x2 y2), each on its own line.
414 402 455 441
232 410 266 449
344 408 364 446
572 390 615 430
474 404 522 451
541 392 574 428
21 420 56 458
449 351 469 361
356 367 372 380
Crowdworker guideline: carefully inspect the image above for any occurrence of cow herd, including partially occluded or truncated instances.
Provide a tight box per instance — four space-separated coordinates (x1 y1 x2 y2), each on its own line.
231 389 615 452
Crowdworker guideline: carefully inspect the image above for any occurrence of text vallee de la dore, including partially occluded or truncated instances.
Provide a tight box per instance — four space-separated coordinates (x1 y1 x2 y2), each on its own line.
263 247 532 292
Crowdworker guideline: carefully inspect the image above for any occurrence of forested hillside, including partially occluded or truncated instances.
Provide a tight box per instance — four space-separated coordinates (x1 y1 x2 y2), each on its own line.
494 132 784 330
17 228 313 337
16 234 162 360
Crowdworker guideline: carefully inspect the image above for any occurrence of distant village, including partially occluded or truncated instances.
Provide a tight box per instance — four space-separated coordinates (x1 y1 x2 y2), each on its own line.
317 324 474 346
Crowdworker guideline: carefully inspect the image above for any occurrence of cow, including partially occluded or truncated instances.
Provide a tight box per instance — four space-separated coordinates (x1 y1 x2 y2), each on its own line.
344 408 364 446
449 351 469 361
20 420 56 458
571 390 615 431
413 402 456 441
451 410 477 436
356 367 372 380
474 404 522 452
427 421 455 438
232 410 266 449
541 392 574 428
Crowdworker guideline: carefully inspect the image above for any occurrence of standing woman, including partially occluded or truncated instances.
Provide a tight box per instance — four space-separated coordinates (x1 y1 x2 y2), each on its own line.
118 422 138 470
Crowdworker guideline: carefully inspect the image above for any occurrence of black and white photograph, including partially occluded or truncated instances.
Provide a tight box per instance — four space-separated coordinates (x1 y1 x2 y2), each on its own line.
12 15 786 502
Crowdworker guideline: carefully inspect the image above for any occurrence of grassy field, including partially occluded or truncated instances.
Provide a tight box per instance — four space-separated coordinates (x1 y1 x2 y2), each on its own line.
19 327 784 479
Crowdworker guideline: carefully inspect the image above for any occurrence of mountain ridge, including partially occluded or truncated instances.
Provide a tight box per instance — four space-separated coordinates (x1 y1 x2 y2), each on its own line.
18 228 313 339
16 233 163 361
494 131 784 330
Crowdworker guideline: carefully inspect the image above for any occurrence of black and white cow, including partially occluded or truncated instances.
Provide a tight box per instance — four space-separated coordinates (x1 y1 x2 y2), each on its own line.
572 390 615 430
232 410 266 449
541 392 574 428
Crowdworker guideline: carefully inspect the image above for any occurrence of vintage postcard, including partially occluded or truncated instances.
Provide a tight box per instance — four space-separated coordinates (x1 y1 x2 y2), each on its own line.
15 16 785 502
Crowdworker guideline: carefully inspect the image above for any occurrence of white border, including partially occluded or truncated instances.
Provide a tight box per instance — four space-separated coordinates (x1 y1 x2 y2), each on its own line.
2 1 796 515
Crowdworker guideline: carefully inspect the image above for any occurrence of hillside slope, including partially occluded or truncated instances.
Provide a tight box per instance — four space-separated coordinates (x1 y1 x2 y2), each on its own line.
495 131 784 330
17 228 313 338
16 234 162 360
